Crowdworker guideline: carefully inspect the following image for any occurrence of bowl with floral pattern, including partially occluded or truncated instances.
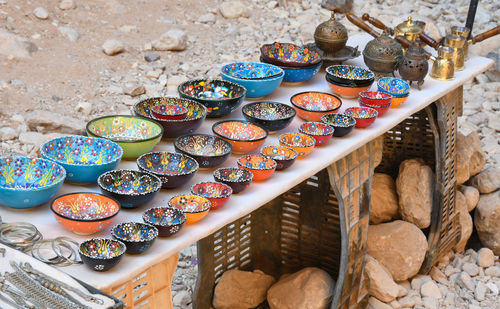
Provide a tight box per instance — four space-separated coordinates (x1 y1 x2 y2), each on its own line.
221 62 284 98
260 145 298 170
86 115 163 159
320 114 356 137
237 155 277 181
142 206 187 237
79 238 126 271
276 62 322 83
168 194 211 224
290 91 342 122
50 192 120 235
358 91 392 116
111 222 158 254
260 42 322 68
191 182 233 210
344 107 378 128
242 101 296 132
0 156 66 209
279 133 315 159
97 170 161 209
212 120 268 154
231 65 283 80
377 77 410 97
151 104 188 120
213 167 253 194
174 134 232 168
136 152 198 189
298 122 334 146
40 136 123 184
326 65 375 86
134 97 207 138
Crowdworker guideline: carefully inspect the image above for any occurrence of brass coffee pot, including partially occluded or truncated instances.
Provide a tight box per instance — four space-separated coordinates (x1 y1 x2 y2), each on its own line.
394 16 426 43
444 34 466 71
450 26 470 58
430 46 455 81
314 12 348 54
398 40 428 88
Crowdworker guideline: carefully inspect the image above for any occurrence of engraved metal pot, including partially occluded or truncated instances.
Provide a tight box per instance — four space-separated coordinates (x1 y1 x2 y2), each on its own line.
362 30 403 75
394 16 426 42
430 46 455 81
398 40 429 89
314 12 348 54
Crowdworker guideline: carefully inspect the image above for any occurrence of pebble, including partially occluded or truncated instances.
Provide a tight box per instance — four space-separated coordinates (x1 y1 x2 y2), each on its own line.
0 127 17 141
144 52 160 62
102 40 125 56
477 248 495 268
460 272 476 291
486 281 499 295
152 29 188 51
421 281 442 299
172 290 191 307
475 281 487 301
199 13 216 23
124 85 145 97
58 26 79 42
422 296 438 309
59 0 75 10
146 69 162 79
33 7 49 20
463 263 480 277
485 266 500 277
219 1 247 19
76 101 92 115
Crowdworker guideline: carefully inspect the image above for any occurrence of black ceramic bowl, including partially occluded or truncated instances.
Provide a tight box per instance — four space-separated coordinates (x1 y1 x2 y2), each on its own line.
133 97 207 138
242 101 296 132
142 206 187 237
178 79 246 118
97 170 162 209
174 134 232 168
320 114 356 137
325 74 375 87
136 152 198 189
79 238 126 271
111 222 158 254
260 145 298 170
213 167 253 194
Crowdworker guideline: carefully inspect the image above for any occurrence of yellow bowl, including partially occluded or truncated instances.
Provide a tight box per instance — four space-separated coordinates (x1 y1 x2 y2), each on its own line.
279 133 315 159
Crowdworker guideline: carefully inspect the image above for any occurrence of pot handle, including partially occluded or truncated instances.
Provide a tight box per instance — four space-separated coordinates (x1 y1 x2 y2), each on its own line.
419 33 441 50
470 25 500 44
346 12 380 38
361 13 394 35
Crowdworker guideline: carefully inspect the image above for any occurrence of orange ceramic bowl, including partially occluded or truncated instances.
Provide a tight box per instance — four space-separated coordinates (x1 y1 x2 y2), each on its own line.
168 194 211 224
279 133 315 159
212 120 268 154
390 94 409 108
326 81 371 99
237 155 277 181
290 91 342 122
50 192 120 235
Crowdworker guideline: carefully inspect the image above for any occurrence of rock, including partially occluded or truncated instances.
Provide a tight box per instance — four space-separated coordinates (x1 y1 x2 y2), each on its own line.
146 70 162 79
33 7 49 19
458 185 480 212
486 281 499 295
365 255 400 302
267 267 334 309
411 275 432 290
144 52 160 62
59 0 76 10
199 13 216 23
18 132 45 147
420 281 441 299
213 269 275 309
0 127 17 141
173 290 191 307
389 300 401 309
396 159 433 229
469 166 500 194
421 296 438 309
25 110 85 135
124 85 145 97
398 295 419 308
102 40 125 56
367 297 392 309
219 1 247 19
459 272 475 291
474 191 500 255
367 220 428 281
0 29 37 59
484 266 500 277
369 173 399 224
477 248 495 268
58 26 79 42
475 281 486 301
456 132 486 184
429 267 447 285
455 191 473 252
76 101 92 115
152 29 187 51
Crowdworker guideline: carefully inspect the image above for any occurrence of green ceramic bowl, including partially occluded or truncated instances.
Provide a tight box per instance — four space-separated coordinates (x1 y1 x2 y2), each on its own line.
86 115 163 159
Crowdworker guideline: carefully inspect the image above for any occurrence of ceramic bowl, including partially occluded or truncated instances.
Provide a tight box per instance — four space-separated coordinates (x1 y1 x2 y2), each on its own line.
134 97 207 138
86 115 163 159
41 136 122 184
242 101 296 132
174 134 232 168
231 66 283 80
212 120 268 154
389 93 409 108
279 62 322 83
213 167 253 194
321 114 356 137
260 145 298 170
279 133 315 159
260 42 322 68
136 152 198 189
142 206 187 237
50 192 120 235
358 91 392 116
326 79 372 99
290 91 342 122
168 194 211 224
79 238 126 271
298 122 334 146
221 62 284 98
178 79 246 118
237 155 277 181
97 170 161 209
326 65 375 85
0 156 66 209
345 107 378 128
325 74 374 87
111 222 158 254
151 104 188 120
191 182 233 210
377 77 410 97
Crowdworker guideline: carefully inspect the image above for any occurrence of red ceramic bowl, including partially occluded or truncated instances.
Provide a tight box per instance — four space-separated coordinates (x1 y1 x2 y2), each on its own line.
298 122 334 146
279 133 315 159
358 91 392 116
260 145 298 170
237 155 277 181
212 120 268 154
290 91 342 122
191 182 232 210
344 107 378 128
168 194 211 224
151 104 188 120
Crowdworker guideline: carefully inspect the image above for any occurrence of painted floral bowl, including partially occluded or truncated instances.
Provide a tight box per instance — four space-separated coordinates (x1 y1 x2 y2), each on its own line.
290 91 342 122
326 65 375 85
260 145 298 170
298 122 334 146
212 120 268 154
50 192 120 235
377 77 410 97
279 133 315 159
111 222 158 254
277 62 322 83
40 136 123 184
136 152 198 189
213 167 253 194
178 79 246 118
142 206 187 237
191 182 233 210
242 101 296 132
134 97 207 138
237 155 277 181
221 62 284 98
260 42 322 68
326 79 373 99
0 156 66 209
231 66 283 80
325 74 374 88
389 94 409 108
79 238 126 271
345 107 378 128
358 91 392 116
174 134 232 168
321 114 356 137
86 115 163 159
97 170 161 209
168 194 211 224
151 104 188 120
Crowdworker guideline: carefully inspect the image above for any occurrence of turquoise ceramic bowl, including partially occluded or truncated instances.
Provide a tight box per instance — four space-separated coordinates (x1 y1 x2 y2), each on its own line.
279 62 322 83
377 77 410 98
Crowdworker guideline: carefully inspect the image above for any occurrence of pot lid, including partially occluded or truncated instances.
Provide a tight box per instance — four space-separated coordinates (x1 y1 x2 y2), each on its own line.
314 12 348 42
405 39 427 59
395 16 426 35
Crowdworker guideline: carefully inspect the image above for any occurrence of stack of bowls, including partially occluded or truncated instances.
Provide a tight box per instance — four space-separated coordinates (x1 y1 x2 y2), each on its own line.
358 91 392 116
325 65 375 99
377 77 410 108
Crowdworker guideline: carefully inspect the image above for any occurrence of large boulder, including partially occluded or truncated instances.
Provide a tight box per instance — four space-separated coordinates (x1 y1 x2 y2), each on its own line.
474 191 500 255
367 220 428 281
456 132 486 184
396 159 433 229
25 110 85 135
469 166 500 194
365 255 401 302
458 185 480 212
370 173 400 224
454 191 473 252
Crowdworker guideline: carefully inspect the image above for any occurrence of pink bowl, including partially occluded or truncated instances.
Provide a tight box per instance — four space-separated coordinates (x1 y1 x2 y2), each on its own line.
298 122 334 146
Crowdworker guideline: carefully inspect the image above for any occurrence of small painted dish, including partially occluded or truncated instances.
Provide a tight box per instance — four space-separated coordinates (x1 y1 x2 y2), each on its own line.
213 167 253 194
298 122 334 146
142 206 187 237
174 134 232 168
276 61 322 83
260 42 322 67
212 120 268 154
290 91 342 121
320 114 356 137
168 194 211 224
111 222 158 254
326 65 374 84
136 152 198 189
279 133 315 159
191 182 233 210
151 104 188 120
260 145 298 170
358 91 392 116
242 101 296 132
344 107 378 128
237 155 277 181
79 238 126 272
231 66 283 80
326 79 372 99
377 77 410 97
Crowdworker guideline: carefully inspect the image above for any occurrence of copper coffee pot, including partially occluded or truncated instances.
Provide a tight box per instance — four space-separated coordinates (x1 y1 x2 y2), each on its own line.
398 40 429 88
314 12 348 54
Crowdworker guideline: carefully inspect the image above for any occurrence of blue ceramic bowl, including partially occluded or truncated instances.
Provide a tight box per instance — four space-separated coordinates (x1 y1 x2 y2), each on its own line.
377 77 410 98
40 136 123 184
279 62 322 83
0 156 66 209
111 222 158 254
221 62 284 98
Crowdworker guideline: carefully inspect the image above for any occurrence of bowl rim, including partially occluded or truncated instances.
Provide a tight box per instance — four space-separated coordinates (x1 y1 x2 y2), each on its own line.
326 78 374 89
237 155 277 171
111 222 159 242
97 169 162 197
260 42 323 66
191 181 233 199
290 91 342 113
212 120 269 143
174 133 233 158
359 101 392 109
276 61 323 70
298 121 335 136
320 113 357 128
260 145 298 161
0 156 67 192
220 62 285 84
378 88 410 98
213 167 254 183
377 77 410 95
242 101 297 121
79 238 127 259
345 107 379 119
168 194 211 213
177 78 247 103
50 192 121 222
325 64 375 81
86 115 164 144
278 133 316 148
136 151 199 176
142 206 187 227
358 91 392 100
133 97 208 123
